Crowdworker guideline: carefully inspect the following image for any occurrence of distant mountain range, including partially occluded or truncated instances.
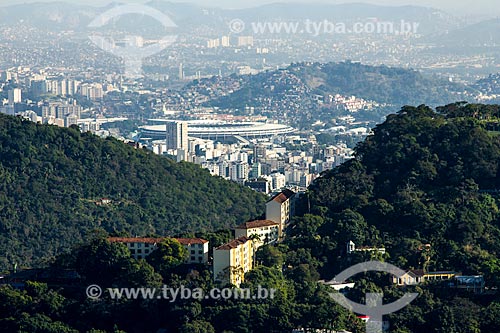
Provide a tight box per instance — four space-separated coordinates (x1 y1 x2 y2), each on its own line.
428 18 500 47
0 1 466 37
2 1 498 49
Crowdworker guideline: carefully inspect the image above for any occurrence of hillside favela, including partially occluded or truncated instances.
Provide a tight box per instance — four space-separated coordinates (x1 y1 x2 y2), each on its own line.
1 0 500 332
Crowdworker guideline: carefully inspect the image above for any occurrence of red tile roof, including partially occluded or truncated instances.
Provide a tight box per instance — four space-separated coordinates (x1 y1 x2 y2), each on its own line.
215 236 251 251
235 220 279 229
175 238 209 245
268 189 295 204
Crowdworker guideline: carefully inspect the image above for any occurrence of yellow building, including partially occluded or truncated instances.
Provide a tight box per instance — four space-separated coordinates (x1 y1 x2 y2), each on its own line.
213 236 254 287
393 269 457 286
234 220 279 248
265 189 295 240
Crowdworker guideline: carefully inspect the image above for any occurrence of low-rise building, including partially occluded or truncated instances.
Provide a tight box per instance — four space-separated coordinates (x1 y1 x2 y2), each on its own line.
234 220 279 247
452 275 485 294
393 270 457 286
176 238 210 264
346 240 386 255
107 237 209 264
213 236 254 287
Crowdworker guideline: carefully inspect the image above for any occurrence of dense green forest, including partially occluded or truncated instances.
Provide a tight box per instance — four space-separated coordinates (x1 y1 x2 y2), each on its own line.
300 102 500 278
0 114 266 271
0 234 368 333
3 104 500 332
288 102 500 332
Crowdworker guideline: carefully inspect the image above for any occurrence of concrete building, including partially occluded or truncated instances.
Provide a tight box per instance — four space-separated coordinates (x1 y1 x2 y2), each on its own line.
213 236 253 287
41 101 81 126
107 237 209 264
250 163 262 179
166 121 188 151
234 220 279 248
221 36 231 47
237 36 254 47
245 178 271 194
270 173 286 191
8 88 22 105
265 189 295 239
176 238 210 264
207 38 220 48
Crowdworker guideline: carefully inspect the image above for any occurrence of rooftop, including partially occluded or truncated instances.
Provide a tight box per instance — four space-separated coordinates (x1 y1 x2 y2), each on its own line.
175 238 209 245
215 236 251 251
235 220 279 229
268 189 295 204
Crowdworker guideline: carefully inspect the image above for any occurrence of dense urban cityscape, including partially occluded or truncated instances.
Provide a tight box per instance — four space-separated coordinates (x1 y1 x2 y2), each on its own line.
1 1 500 332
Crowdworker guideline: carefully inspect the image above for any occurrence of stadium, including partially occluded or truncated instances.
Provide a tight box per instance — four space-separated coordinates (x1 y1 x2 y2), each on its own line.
140 120 296 141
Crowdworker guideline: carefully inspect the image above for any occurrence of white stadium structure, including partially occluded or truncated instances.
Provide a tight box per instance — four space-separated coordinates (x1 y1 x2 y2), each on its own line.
140 120 296 141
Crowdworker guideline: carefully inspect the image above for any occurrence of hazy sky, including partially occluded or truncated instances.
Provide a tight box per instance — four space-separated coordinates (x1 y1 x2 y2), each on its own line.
0 0 497 16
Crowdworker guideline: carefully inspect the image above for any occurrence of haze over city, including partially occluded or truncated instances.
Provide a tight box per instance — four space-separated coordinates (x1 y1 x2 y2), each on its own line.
0 0 498 16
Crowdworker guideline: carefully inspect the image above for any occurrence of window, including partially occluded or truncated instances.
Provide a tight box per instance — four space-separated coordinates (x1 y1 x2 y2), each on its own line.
190 256 195 261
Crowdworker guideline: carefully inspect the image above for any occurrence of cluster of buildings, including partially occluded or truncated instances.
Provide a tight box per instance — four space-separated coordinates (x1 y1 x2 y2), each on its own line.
107 189 295 287
0 67 116 130
40 100 83 127
326 94 380 113
207 35 254 49
394 269 485 293
142 120 353 192
200 140 353 191
1 91 84 128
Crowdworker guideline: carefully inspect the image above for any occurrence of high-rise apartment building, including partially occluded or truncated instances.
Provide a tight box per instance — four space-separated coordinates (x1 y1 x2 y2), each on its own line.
166 121 189 151
237 36 254 47
8 88 22 105
221 36 231 47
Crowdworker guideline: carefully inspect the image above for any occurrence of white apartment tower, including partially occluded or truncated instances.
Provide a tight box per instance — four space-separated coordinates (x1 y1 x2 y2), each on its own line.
166 121 189 151
8 88 22 105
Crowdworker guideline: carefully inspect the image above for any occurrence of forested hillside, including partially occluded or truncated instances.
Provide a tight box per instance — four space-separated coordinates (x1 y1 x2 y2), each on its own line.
3 105 500 332
287 103 500 332
299 103 500 278
0 115 266 271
